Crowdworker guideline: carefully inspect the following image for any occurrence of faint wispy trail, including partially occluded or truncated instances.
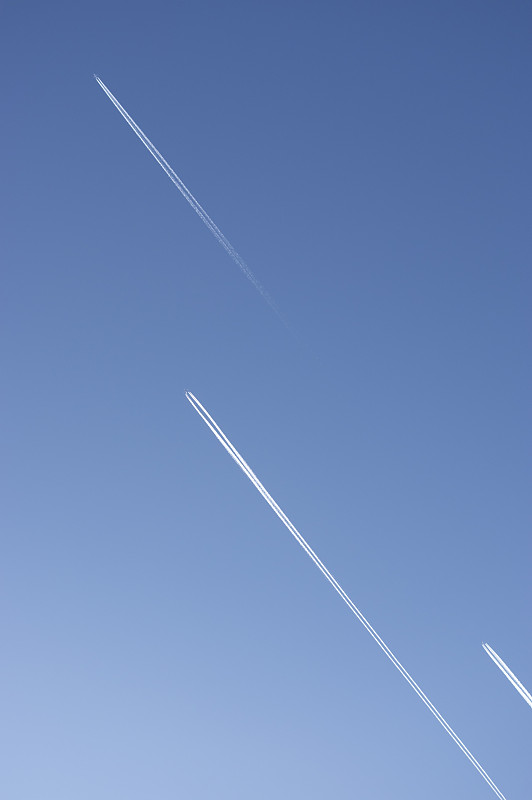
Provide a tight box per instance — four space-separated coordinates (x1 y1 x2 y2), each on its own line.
185 391 506 800
483 642 532 709
94 75 281 320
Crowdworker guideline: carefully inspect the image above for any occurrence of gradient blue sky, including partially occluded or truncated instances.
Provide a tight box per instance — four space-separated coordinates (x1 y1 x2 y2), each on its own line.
2 2 531 798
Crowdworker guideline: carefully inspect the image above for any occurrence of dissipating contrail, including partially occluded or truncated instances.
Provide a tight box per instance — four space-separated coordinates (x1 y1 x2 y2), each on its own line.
483 642 532 709
94 75 280 318
185 391 506 800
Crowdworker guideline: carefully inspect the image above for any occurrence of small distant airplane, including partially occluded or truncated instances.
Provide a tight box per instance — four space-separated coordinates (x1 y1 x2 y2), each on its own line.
483 642 532 709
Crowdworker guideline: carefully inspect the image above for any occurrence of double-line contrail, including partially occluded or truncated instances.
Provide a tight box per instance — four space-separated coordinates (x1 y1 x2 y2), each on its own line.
186 391 506 799
94 76 279 318
483 642 532 709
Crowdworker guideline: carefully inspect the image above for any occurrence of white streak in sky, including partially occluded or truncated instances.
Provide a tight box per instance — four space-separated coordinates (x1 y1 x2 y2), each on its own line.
483 642 532 709
94 75 279 318
185 391 506 799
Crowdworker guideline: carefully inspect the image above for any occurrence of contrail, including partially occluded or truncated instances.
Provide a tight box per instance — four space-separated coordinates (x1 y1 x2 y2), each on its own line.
483 642 532 709
185 391 506 799
94 75 280 318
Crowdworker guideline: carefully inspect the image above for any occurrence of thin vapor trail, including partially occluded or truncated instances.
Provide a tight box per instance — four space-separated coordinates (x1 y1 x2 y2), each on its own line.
483 642 532 709
94 75 279 318
185 391 506 800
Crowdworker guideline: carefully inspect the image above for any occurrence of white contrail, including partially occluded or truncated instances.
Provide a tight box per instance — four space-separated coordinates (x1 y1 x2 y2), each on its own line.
94 75 279 318
185 391 506 799
483 642 532 709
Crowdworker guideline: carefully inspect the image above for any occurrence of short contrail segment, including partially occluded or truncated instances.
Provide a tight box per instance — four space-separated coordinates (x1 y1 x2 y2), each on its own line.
483 642 532 709
94 75 279 317
186 391 506 799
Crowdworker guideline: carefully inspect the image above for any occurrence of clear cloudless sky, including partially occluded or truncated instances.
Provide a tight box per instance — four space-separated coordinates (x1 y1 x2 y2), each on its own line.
1 2 531 798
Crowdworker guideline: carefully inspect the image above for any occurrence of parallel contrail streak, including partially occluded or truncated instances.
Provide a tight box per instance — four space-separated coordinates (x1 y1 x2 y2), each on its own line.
94 75 279 317
185 391 506 799
483 643 532 709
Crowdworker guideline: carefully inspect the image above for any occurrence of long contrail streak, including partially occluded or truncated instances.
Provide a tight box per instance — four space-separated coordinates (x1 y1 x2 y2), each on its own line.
185 391 506 799
483 642 532 709
94 75 279 317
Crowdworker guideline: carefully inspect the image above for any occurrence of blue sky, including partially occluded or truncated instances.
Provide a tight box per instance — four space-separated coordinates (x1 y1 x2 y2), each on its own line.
2 2 531 797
